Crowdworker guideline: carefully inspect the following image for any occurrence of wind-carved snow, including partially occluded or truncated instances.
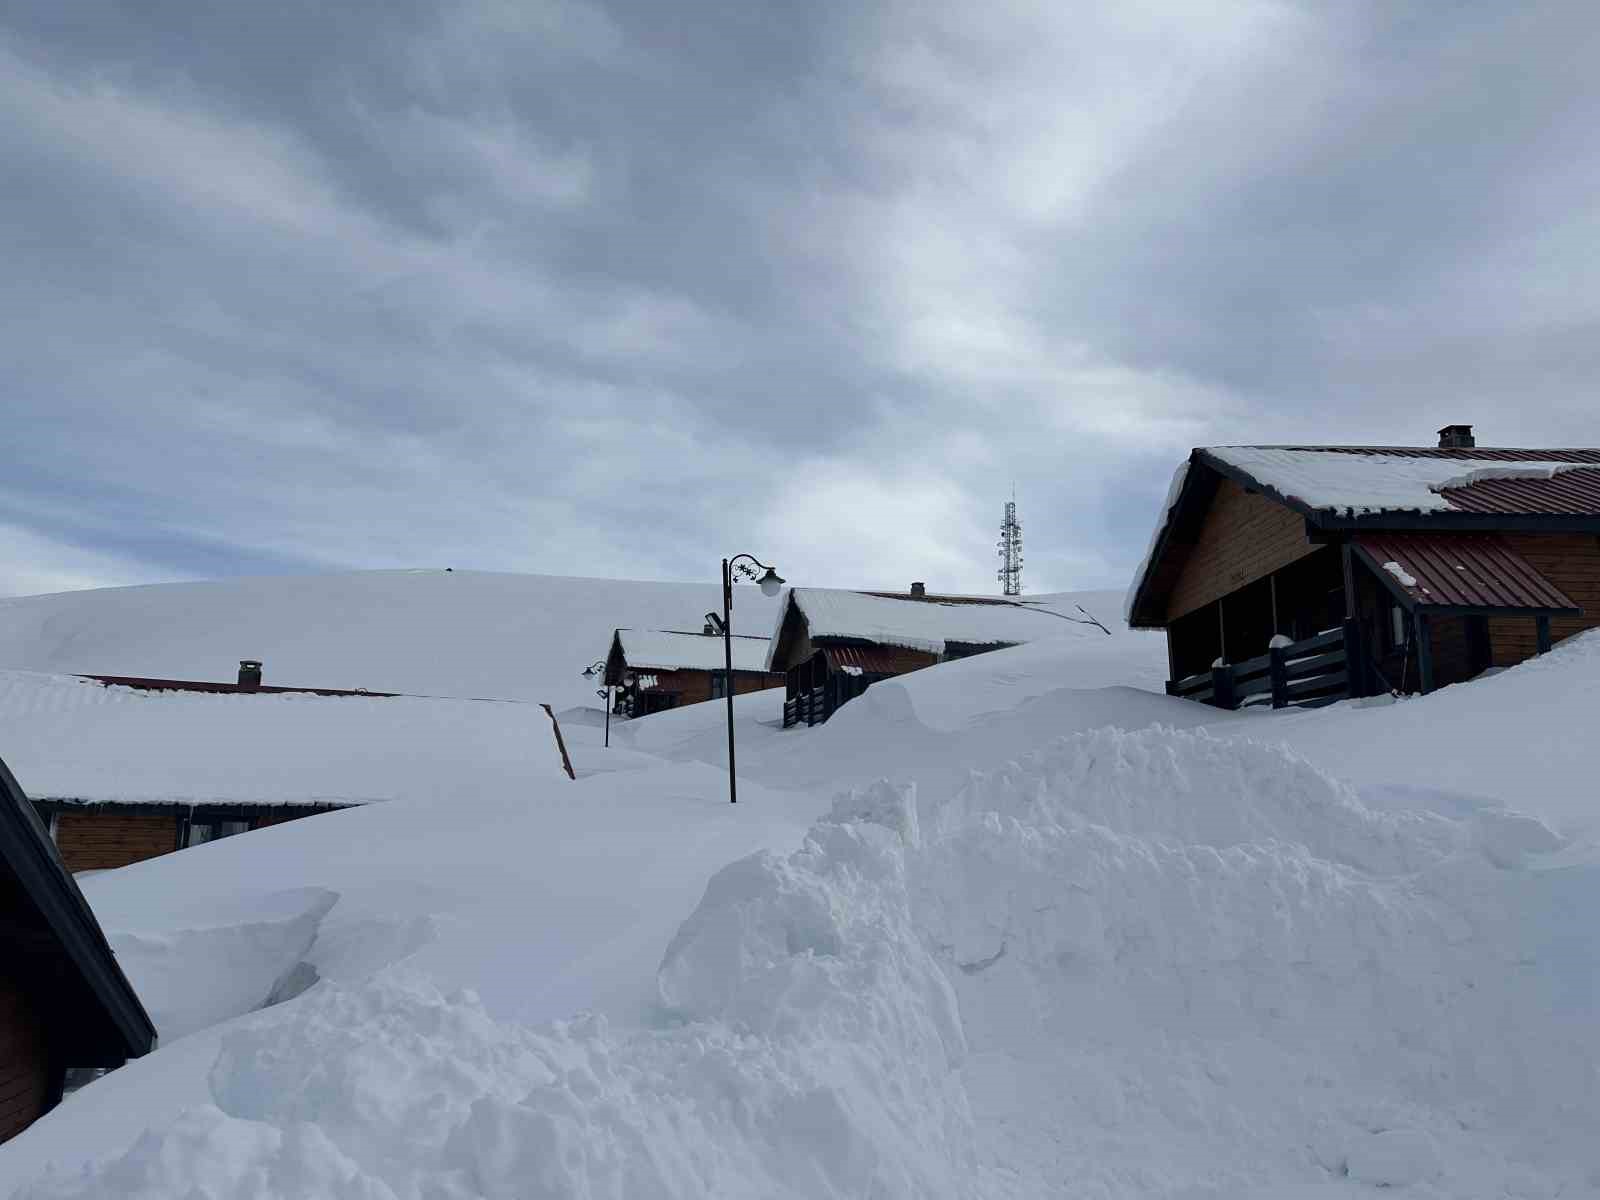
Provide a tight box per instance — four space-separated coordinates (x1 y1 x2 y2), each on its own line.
21 729 1600 1198
106 888 339 1041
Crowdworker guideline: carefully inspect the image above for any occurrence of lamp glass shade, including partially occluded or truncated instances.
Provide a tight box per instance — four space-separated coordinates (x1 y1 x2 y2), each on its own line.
757 567 785 597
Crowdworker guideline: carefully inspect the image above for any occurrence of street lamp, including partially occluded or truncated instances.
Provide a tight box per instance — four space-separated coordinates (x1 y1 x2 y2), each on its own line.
720 554 785 804
581 660 611 748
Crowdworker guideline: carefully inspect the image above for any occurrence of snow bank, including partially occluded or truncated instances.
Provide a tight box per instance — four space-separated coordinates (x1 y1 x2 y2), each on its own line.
106 888 337 1041
21 727 1599 1197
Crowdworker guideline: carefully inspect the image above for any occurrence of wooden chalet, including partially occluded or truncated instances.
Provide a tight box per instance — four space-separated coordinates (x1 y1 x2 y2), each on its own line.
1128 426 1600 709
767 583 1075 727
1 753 156 1145
34 798 352 874
32 659 382 872
603 627 783 717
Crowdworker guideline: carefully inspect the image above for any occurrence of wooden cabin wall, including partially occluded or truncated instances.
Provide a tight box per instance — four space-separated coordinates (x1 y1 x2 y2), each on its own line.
0 974 50 1145
52 811 178 872
1165 479 1319 621
632 668 783 710
1489 534 1600 666
47 807 327 872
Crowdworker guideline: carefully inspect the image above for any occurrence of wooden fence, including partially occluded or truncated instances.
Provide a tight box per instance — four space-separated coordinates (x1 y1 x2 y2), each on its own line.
782 669 876 728
1166 621 1363 711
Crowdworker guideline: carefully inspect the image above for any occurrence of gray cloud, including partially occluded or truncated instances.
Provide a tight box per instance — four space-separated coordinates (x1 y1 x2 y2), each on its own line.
3 1 1598 599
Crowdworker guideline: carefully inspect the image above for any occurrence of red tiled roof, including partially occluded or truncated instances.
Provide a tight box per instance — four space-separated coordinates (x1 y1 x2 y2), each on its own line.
1352 532 1580 614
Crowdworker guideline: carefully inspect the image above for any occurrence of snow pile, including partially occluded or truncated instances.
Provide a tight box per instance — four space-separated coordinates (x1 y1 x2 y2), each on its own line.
1381 559 1418 588
22 819 974 1198
779 587 1106 660
18 726 1599 1197
1205 448 1592 517
109 888 337 1041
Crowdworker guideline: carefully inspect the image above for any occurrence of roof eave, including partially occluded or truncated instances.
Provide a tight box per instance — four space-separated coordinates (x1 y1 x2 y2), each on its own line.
0 757 156 1061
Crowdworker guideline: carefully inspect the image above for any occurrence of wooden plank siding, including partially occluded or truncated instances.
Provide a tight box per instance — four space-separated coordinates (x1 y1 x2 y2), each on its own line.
1165 479 1319 622
0 975 49 1145
52 811 178 872
1489 534 1600 666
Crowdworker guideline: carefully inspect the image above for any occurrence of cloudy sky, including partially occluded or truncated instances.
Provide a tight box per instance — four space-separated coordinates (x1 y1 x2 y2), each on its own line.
4 2 1599 598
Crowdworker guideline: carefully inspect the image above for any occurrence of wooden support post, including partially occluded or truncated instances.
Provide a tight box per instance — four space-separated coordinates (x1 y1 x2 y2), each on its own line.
1342 616 1366 699
1269 645 1288 709
1415 613 1434 695
1211 665 1237 711
1340 542 1358 620
1536 615 1552 655
540 704 577 780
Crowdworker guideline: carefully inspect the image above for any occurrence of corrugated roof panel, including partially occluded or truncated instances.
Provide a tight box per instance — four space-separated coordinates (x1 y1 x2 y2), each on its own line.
1437 468 1600 515
1353 532 1580 613
821 645 920 675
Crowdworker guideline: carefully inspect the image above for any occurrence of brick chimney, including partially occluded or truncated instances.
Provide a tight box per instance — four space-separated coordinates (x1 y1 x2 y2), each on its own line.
1438 424 1475 449
910 581 926 598
238 660 263 689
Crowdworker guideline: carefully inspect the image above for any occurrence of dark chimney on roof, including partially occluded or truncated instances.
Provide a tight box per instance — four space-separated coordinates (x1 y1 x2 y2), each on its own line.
910 581 926 598
238 660 262 690
1438 424 1475 449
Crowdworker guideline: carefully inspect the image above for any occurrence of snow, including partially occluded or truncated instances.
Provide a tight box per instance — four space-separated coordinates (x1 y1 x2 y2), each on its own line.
1124 460 1189 624
4 574 1600 1197
1429 462 1587 491
0 668 576 807
1381 559 1418 588
615 629 771 673
0 569 785 707
1206 447 1588 517
775 587 1110 663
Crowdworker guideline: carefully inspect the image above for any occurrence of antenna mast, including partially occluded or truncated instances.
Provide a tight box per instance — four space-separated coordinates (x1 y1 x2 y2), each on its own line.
997 492 1023 596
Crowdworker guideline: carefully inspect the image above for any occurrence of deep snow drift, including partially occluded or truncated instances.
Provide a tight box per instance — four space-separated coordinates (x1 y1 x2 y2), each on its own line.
2 572 1598 1197
12 723 1599 1197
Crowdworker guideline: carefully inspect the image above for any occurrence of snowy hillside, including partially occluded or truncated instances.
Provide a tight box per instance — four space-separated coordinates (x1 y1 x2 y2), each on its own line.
0 570 792 707
2 575 1598 1197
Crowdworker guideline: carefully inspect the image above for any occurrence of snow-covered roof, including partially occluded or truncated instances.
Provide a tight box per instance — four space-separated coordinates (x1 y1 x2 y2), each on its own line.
616 629 773 674
1205 448 1592 517
770 588 1084 665
1127 444 1600 627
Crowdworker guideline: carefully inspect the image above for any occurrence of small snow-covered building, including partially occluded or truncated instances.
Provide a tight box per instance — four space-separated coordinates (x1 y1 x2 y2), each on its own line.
1128 426 1600 707
603 628 784 717
29 660 387 872
1 753 155 1145
767 584 1077 727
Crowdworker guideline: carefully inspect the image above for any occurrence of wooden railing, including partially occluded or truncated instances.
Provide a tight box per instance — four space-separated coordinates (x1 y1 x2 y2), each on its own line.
1167 621 1361 712
782 686 830 729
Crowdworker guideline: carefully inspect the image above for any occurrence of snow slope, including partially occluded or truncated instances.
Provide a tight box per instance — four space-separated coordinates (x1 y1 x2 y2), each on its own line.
3 576 1599 1197
0 570 788 707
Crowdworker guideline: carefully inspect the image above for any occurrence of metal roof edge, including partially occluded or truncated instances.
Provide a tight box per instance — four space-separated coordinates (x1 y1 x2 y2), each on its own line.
0 755 157 1061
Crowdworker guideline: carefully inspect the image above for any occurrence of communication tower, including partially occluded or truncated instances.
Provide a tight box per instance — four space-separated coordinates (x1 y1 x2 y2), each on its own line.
997 494 1023 596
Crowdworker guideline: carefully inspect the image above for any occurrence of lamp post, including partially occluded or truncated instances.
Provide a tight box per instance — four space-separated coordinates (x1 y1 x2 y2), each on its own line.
720 554 785 804
581 660 611 748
